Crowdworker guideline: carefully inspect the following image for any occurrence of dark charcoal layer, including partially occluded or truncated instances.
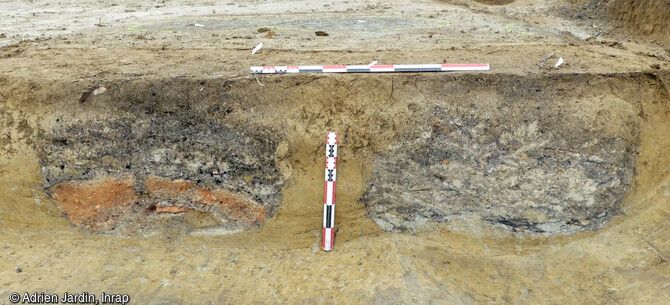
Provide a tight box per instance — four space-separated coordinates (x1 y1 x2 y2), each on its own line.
37 81 284 234
363 77 640 234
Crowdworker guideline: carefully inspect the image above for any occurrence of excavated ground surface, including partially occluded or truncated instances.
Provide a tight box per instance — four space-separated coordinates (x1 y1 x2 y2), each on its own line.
1 0 670 304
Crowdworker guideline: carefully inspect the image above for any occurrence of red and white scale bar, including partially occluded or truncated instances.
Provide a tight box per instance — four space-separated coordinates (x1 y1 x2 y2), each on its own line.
323 132 338 251
251 64 489 74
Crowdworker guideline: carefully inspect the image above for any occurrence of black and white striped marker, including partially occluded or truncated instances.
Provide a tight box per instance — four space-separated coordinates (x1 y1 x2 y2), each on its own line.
251 64 489 74
323 132 338 251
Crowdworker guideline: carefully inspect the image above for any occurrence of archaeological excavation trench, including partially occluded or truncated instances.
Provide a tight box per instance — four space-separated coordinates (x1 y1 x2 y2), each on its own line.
2 72 667 240
3 0 670 302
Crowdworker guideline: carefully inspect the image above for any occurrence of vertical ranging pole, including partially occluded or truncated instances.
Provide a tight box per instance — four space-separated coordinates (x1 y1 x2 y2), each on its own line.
323 132 338 251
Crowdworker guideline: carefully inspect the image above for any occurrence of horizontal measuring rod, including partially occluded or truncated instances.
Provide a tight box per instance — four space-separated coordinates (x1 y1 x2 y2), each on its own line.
323 131 338 251
251 64 490 74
